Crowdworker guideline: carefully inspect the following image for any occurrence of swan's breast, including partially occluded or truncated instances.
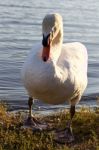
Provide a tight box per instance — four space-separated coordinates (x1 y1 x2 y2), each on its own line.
22 54 56 95
22 54 72 104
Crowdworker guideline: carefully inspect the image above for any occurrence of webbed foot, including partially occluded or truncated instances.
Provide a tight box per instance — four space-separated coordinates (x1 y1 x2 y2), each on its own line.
54 126 74 144
22 116 48 131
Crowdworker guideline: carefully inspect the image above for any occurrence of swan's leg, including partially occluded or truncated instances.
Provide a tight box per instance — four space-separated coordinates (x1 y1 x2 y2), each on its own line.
28 97 33 118
68 105 75 127
64 105 75 139
25 97 40 126
28 97 42 124
23 97 48 130
70 105 75 119
55 105 75 143
24 97 36 126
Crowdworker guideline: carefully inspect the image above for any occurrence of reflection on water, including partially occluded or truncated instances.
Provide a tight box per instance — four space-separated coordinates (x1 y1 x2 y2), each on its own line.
0 0 99 110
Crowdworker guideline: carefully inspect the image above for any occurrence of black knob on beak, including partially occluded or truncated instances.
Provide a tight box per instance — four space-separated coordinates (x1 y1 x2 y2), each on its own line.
42 34 50 47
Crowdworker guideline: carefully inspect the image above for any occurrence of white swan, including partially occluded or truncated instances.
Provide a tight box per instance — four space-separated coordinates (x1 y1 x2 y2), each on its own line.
22 13 88 141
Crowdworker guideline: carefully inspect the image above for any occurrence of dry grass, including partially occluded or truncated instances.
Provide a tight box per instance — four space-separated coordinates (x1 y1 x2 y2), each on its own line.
0 102 99 150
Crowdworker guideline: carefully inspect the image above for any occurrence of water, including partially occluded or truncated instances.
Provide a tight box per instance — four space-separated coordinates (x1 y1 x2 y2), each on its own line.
0 0 99 111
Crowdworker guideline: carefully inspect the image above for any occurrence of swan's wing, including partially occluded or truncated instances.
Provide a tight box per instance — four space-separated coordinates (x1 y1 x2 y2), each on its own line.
58 42 88 73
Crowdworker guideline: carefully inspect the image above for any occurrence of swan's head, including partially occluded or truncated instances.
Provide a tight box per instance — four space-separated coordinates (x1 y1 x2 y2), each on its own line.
42 13 63 62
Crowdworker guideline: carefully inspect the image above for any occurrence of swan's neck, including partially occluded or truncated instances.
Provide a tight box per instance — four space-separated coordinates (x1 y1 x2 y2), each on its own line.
50 30 63 63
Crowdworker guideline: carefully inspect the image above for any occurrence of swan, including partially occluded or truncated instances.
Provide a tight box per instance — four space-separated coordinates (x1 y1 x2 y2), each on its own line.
22 13 88 142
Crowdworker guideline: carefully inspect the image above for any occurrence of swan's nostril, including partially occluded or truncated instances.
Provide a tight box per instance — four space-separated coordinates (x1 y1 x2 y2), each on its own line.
43 56 47 62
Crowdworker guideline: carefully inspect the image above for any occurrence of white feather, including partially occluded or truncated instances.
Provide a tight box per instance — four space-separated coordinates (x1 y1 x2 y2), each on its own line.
21 14 88 106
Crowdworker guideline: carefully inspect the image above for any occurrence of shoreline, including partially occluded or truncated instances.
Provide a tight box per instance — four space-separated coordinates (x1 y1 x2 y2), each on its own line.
0 102 99 150
0 94 99 114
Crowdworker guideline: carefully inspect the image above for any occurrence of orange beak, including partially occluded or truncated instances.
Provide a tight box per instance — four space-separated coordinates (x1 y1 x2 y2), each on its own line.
42 46 50 62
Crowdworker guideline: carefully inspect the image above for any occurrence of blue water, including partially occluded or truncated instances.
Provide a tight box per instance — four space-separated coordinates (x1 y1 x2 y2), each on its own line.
0 0 99 111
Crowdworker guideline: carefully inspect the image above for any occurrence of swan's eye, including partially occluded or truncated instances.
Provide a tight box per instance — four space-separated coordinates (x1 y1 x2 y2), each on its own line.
53 26 56 32
52 26 56 33
51 26 56 39
50 31 53 40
